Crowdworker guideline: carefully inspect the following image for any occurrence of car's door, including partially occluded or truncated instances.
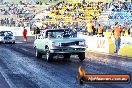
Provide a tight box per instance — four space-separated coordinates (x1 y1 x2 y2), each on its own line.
35 31 47 53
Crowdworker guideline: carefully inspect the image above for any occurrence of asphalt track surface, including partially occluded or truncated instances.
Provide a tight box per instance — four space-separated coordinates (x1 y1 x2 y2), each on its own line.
0 36 132 88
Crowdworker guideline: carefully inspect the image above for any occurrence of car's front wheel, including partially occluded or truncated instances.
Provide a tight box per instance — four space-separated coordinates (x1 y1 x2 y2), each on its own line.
35 48 42 59
78 52 85 61
45 47 53 62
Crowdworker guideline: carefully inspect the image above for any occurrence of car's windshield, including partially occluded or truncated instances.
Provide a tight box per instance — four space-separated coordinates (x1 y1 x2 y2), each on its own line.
46 29 76 38
0 31 13 36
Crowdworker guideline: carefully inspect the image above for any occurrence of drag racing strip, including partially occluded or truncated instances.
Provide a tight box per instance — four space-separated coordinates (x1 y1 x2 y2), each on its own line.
0 46 39 88
3 43 132 74
0 44 94 88
0 43 132 88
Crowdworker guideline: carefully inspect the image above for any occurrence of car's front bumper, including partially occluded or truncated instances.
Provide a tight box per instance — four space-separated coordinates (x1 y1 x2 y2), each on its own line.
50 45 85 54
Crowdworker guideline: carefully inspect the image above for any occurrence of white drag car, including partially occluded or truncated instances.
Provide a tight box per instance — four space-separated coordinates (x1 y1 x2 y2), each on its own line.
0 31 15 44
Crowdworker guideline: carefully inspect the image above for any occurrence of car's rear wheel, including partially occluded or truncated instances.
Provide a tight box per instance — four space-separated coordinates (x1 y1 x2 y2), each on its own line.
35 48 42 59
78 52 85 61
45 47 52 62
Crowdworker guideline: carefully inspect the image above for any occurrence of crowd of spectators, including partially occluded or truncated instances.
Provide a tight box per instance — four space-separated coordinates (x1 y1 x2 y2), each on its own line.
108 1 132 20
48 1 104 20
0 0 131 37
0 18 15 26
32 1 132 37
31 1 131 36
41 1 106 32
0 1 42 27
0 1 32 15
109 1 132 11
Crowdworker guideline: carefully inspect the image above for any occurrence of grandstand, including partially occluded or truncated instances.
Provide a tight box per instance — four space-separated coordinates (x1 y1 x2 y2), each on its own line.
0 0 45 27
98 1 132 27
35 1 131 25
0 0 131 32
1 0 64 4
39 1 103 25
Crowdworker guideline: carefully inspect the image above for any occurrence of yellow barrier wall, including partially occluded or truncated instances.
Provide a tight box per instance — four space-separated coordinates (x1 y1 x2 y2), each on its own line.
108 38 115 54
103 32 129 37
118 44 132 57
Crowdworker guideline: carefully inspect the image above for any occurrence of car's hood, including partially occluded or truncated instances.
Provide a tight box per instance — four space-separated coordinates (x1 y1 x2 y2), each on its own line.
49 37 85 43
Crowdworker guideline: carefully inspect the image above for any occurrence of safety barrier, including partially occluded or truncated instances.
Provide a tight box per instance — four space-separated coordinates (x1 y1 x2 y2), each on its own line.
118 44 132 57
111 37 132 52
78 33 132 57
117 36 132 57
0 26 32 36
78 34 114 54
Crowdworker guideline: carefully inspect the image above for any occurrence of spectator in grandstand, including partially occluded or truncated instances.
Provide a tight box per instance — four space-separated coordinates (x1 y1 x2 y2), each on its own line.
97 24 103 36
6 18 9 26
86 20 93 36
112 22 121 53
23 27 28 41
0 19 4 26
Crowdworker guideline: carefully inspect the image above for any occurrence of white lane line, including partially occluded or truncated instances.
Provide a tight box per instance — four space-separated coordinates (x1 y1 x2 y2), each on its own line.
0 67 17 88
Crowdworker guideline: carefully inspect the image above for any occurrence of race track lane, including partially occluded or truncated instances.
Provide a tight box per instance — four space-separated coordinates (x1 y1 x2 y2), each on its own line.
0 42 132 88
